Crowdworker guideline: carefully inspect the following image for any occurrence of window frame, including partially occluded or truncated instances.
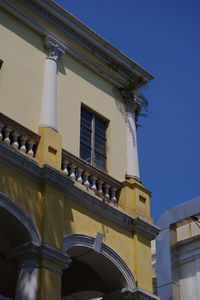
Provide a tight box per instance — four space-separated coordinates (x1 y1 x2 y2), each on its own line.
80 104 109 172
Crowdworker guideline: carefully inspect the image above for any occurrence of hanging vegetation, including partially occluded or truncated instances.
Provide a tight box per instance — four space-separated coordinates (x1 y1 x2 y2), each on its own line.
119 73 152 128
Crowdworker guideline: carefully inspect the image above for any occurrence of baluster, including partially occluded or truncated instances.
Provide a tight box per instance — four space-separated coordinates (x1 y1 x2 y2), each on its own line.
4 127 12 144
83 171 90 188
111 187 117 203
0 124 4 140
91 176 97 190
104 184 111 201
27 139 35 157
97 180 104 194
69 163 76 181
77 167 83 184
19 136 27 153
63 160 69 175
11 131 20 149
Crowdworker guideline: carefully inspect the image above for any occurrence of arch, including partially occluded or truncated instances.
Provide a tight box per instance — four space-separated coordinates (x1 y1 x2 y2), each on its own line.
0 192 42 246
62 233 136 291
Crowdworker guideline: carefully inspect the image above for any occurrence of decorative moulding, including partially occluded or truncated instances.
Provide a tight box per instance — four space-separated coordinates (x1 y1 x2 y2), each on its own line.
63 233 136 290
0 0 153 87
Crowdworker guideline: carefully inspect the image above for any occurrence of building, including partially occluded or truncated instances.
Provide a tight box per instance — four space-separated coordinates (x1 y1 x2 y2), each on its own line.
156 196 200 300
0 1 159 299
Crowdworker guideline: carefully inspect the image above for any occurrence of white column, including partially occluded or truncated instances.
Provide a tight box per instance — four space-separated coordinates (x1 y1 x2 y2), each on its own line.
126 96 140 180
40 36 67 131
15 256 38 300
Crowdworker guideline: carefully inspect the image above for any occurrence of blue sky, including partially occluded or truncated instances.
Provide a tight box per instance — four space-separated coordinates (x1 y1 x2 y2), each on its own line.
55 0 200 222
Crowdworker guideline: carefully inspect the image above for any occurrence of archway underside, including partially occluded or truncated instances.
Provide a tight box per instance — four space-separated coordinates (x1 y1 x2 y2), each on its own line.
62 245 131 300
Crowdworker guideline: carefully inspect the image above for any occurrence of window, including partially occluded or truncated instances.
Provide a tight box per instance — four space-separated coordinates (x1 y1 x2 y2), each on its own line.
80 106 107 171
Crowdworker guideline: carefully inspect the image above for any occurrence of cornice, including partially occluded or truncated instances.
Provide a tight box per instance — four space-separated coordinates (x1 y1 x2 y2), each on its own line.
174 235 200 266
0 0 154 87
122 179 151 197
0 142 159 240
104 287 159 300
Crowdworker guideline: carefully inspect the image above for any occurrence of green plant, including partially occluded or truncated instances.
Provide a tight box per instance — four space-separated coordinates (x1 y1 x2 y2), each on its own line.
119 73 152 128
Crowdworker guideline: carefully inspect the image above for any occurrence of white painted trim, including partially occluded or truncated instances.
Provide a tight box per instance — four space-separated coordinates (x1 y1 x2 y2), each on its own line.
126 111 140 179
0 192 41 245
62 233 136 290
40 36 66 131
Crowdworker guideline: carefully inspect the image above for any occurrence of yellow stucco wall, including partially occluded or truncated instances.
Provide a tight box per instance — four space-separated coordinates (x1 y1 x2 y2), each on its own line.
133 233 153 292
0 7 127 181
0 7 154 295
0 162 42 232
0 146 153 294
62 196 134 271
58 54 126 181
0 8 45 133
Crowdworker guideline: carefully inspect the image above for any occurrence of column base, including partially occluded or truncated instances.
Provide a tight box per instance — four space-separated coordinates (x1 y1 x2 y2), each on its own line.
36 126 62 170
125 174 141 183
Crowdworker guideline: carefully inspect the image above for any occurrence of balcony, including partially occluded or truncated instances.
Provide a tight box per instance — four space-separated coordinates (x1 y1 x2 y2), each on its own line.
0 112 122 203
62 149 122 203
0 113 40 157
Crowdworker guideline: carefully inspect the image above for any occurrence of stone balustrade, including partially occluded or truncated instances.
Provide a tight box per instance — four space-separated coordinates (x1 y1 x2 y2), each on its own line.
62 149 122 203
0 113 40 157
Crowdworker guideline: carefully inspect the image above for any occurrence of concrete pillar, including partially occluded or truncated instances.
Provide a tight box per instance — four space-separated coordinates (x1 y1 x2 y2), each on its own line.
125 96 140 181
40 36 66 131
156 227 179 300
15 256 38 300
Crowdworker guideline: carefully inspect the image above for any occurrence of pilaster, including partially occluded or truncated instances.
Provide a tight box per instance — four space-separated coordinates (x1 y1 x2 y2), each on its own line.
118 178 154 293
36 126 62 170
118 178 152 222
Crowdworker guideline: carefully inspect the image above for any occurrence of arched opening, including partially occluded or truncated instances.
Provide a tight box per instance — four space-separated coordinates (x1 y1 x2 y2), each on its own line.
62 234 135 300
0 193 41 299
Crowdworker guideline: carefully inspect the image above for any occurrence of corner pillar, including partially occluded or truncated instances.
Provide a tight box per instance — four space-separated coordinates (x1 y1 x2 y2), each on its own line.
118 178 152 221
118 179 155 292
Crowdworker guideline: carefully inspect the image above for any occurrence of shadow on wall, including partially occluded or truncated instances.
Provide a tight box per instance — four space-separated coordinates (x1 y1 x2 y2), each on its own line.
63 195 132 239
0 162 71 249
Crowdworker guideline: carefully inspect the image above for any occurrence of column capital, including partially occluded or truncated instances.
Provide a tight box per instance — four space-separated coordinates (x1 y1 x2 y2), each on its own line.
8 242 71 270
121 89 143 113
44 36 67 62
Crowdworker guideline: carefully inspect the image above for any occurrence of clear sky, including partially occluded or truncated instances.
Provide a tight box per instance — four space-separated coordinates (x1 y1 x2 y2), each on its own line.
55 0 200 222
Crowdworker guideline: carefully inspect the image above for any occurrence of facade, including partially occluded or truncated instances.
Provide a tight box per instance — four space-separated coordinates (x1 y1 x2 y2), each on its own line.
156 196 200 300
0 1 159 299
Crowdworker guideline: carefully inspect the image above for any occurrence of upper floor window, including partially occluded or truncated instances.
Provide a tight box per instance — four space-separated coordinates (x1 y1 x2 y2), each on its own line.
80 106 107 171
